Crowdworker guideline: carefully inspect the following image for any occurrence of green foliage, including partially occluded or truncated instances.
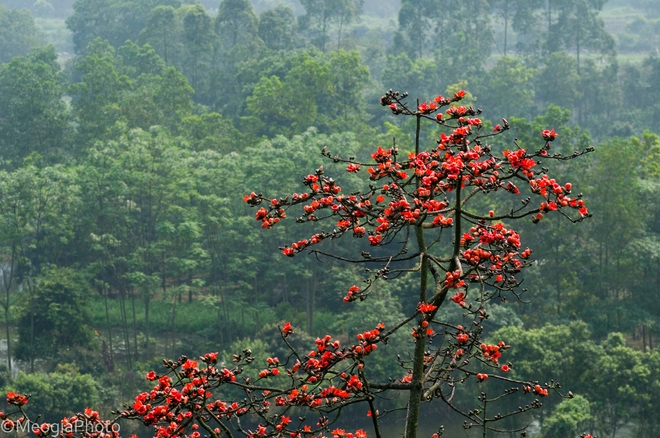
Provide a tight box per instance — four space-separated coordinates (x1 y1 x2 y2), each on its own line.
590 334 649 437
534 52 580 110
481 56 536 119
299 0 363 52
0 46 70 168
7 365 99 422
494 322 601 411
214 0 262 55
392 0 439 60
0 6 46 64
258 6 297 51
138 5 182 65
179 3 213 96
542 395 592 438
181 113 241 153
244 49 369 137
69 38 130 145
15 267 93 363
70 38 194 146
66 0 181 54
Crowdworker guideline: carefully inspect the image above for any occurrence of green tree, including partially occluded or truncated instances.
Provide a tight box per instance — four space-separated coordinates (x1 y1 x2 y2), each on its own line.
584 137 645 334
554 0 615 75
434 0 493 82
69 38 131 146
577 59 620 133
66 0 181 54
498 105 592 320
392 0 438 60
179 3 214 97
637 349 660 437
488 0 542 56
534 51 580 110
7 365 99 422
214 0 261 54
244 50 369 137
181 113 241 153
245 75 308 138
380 53 439 103
0 6 45 64
495 322 603 427
482 56 536 119
101 127 193 354
258 5 296 51
116 39 166 78
589 333 649 438
326 50 370 124
298 0 363 52
15 267 93 364
639 54 660 131
119 64 194 133
0 163 79 371
543 395 592 438
0 46 70 168
138 5 182 65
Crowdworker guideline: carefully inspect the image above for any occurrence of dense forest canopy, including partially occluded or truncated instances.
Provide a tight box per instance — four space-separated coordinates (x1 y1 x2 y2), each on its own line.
0 0 658 437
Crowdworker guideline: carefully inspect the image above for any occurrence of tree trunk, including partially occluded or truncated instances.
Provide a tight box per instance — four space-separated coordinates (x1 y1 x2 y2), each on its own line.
2 258 13 372
4 305 10 372
131 292 139 359
119 288 132 369
103 289 114 363
145 291 150 350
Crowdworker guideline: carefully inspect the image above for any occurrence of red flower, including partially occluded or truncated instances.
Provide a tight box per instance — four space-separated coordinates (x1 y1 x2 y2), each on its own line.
281 322 294 336
542 128 557 141
534 384 549 396
450 291 466 306
418 303 438 313
202 352 218 364
6 392 28 406
500 365 510 372
476 373 488 381
368 235 382 246
344 285 361 302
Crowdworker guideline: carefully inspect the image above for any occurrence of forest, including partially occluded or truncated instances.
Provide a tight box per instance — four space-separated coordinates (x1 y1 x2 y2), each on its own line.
0 0 659 437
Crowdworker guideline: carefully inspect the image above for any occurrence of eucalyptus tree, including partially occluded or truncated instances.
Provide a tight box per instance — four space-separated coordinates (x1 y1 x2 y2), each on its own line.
138 5 182 65
0 6 45 64
258 5 297 51
554 0 615 75
298 0 363 52
0 163 79 371
0 46 70 169
66 0 181 54
179 3 214 97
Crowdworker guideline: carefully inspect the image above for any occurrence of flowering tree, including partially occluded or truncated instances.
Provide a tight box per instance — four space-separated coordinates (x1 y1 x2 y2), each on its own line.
2 90 593 438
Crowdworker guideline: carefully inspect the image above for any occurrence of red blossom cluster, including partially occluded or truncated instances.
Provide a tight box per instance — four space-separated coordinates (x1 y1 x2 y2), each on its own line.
524 384 550 397
480 341 509 365
6 391 28 406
